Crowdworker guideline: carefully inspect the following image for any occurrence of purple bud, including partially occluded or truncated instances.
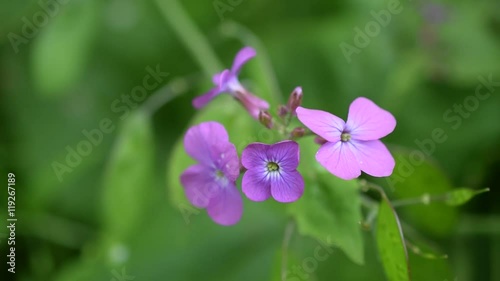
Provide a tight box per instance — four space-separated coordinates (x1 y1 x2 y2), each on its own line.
287 87 303 115
290 127 305 138
277 105 289 118
234 89 270 120
314 136 327 145
259 111 273 129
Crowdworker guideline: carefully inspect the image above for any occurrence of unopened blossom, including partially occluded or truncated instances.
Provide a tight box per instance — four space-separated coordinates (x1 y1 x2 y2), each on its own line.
241 141 304 203
287 86 303 115
296 97 396 180
180 121 242 225
192 46 269 119
259 110 273 129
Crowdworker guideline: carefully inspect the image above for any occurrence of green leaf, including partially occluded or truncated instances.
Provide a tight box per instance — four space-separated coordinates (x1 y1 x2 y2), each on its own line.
289 139 364 265
444 188 490 206
102 111 154 240
377 196 411 281
32 0 100 97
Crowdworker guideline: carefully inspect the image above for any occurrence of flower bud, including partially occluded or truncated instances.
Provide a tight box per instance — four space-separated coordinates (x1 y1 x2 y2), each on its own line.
234 89 270 120
290 127 305 138
259 111 273 129
287 87 303 115
277 105 289 118
314 136 327 145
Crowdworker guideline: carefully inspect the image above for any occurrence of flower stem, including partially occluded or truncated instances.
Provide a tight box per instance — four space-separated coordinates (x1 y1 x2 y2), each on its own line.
391 193 454 207
360 179 454 208
360 194 379 230
154 0 223 76
141 75 199 116
281 220 295 281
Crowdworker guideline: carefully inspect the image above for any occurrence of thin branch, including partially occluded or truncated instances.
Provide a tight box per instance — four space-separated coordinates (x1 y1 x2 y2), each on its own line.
281 220 295 281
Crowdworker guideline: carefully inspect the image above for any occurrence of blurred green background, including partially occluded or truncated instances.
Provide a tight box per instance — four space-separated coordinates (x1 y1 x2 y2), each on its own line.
1 0 499 280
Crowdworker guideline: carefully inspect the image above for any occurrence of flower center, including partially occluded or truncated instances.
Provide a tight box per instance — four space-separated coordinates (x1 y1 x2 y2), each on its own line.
215 170 224 178
266 162 280 172
341 133 351 142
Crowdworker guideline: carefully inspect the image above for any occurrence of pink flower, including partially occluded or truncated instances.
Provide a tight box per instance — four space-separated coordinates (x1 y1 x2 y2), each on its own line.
296 97 396 180
192 47 269 119
241 141 304 203
180 122 242 225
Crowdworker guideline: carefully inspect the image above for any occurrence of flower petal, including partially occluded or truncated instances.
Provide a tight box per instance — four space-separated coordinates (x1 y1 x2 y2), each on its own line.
207 182 243 225
345 97 396 141
268 140 300 170
180 164 220 208
214 142 240 182
184 122 229 165
296 107 345 142
350 140 395 177
212 72 223 85
270 170 304 203
242 168 271 202
235 90 270 120
231 46 256 74
316 141 361 180
214 69 232 88
241 143 268 169
192 87 221 109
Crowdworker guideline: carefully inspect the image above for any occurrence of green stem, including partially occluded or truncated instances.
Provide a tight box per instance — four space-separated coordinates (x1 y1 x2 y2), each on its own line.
154 0 222 76
141 74 200 115
360 193 378 209
360 194 379 230
281 220 295 281
360 180 475 209
391 193 442 208
359 179 387 198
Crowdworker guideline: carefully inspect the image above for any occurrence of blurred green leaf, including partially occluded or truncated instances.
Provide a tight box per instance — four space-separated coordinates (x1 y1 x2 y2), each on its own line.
439 1 500 83
220 22 283 106
53 256 108 281
381 149 458 236
377 195 411 281
289 139 364 265
444 187 490 206
102 111 154 241
32 0 100 97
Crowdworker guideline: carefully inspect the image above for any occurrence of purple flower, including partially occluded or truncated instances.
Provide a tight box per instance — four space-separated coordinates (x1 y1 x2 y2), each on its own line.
180 121 242 225
241 141 304 203
296 97 396 180
192 46 269 119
